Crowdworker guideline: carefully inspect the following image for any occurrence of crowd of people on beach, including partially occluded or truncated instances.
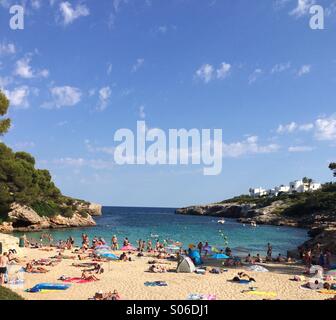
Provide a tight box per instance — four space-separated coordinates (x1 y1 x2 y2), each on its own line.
1 232 335 300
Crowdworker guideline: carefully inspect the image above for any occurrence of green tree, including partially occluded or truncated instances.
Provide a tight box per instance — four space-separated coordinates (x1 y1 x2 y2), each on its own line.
329 163 336 177
0 91 10 135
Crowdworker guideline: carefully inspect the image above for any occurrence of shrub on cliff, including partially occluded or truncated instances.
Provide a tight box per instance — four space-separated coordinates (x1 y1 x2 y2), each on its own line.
0 142 70 220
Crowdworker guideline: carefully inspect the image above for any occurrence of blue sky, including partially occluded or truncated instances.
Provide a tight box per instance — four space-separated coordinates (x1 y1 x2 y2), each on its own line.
0 0 336 207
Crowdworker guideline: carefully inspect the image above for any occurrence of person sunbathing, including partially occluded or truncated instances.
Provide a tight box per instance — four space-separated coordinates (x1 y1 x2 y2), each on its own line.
25 263 49 274
93 290 121 301
53 252 76 260
148 264 167 273
120 253 128 261
81 271 99 281
238 272 256 282
83 264 104 274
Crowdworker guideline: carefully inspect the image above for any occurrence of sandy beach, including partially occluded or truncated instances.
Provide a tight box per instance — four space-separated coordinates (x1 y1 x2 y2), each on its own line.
4 246 332 301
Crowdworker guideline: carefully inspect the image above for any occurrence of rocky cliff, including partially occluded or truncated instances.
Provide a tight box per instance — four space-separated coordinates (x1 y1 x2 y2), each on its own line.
0 201 102 233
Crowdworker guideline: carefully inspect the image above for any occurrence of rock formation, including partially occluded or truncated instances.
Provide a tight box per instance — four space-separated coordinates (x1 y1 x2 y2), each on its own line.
0 201 101 233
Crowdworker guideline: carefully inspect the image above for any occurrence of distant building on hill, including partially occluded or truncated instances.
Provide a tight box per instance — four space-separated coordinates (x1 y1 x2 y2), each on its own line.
249 187 268 198
249 179 322 198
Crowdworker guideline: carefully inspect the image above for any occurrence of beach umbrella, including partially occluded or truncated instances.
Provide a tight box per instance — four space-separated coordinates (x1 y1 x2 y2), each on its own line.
100 252 118 260
95 245 110 250
309 265 324 275
211 253 229 260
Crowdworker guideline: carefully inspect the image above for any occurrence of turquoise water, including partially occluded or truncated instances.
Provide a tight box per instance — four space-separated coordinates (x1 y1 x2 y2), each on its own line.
14 206 309 256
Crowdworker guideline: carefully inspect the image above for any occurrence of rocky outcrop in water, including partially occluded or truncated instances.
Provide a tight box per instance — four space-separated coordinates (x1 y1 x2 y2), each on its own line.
176 201 336 254
0 202 100 233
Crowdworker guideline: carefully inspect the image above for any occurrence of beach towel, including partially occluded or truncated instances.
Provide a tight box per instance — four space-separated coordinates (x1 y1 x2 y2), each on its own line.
239 279 251 284
326 270 336 277
26 283 70 293
144 281 168 287
121 245 136 251
187 294 216 301
62 277 97 284
318 290 336 295
245 291 277 297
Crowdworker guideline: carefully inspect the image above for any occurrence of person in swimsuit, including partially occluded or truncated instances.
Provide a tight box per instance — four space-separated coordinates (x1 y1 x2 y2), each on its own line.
111 235 118 250
0 253 9 285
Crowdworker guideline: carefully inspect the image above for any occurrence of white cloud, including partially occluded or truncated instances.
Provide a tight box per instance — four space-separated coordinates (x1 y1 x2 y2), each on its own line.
195 64 214 83
59 1 90 25
51 157 114 170
43 86 82 109
0 76 13 88
222 136 280 158
97 86 112 111
113 0 128 12
132 58 145 72
297 64 311 77
274 0 291 10
271 62 291 74
13 141 36 149
14 56 49 79
195 62 231 83
277 122 298 134
217 62 231 79
0 41 16 56
290 0 316 18
4 86 30 108
157 25 168 34
139 105 146 119
107 63 113 75
31 0 41 10
315 114 336 141
288 146 314 152
299 123 314 131
14 57 34 79
277 122 314 134
248 68 262 84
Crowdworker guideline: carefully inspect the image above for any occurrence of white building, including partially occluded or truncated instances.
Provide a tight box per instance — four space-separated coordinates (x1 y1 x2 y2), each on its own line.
275 185 290 195
290 180 305 193
289 180 322 193
250 179 322 198
249 187 268 198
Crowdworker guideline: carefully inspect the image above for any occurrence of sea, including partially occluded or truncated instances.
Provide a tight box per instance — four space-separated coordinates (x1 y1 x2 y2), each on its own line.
14 206 309 256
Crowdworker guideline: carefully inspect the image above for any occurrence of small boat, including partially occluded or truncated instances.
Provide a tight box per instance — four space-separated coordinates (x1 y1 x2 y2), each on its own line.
217 219 225 225
251 221 257 227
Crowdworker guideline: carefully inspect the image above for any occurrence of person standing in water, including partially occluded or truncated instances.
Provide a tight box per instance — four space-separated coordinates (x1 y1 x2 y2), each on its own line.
267 243 273 261
111 235 118 250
